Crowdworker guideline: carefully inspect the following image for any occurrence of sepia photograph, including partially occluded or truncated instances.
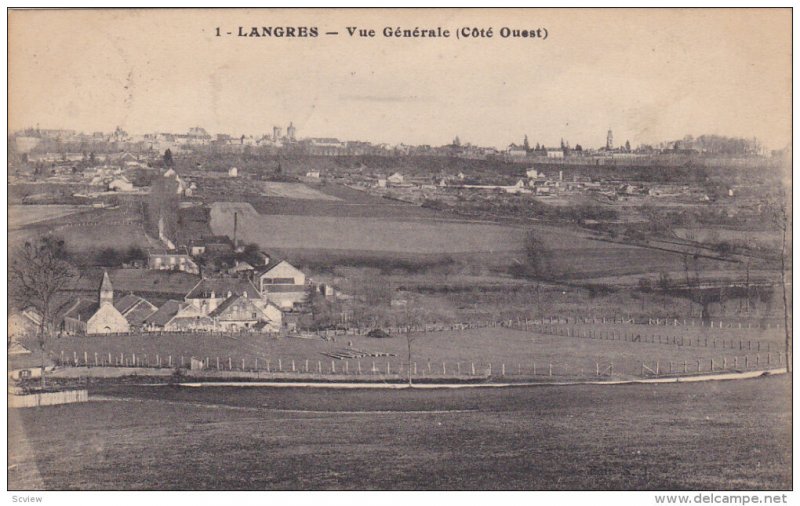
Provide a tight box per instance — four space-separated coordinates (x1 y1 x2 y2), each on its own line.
5 6 793 497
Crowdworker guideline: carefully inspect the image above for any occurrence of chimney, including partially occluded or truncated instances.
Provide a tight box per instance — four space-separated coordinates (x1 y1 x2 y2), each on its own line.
233 211 238 250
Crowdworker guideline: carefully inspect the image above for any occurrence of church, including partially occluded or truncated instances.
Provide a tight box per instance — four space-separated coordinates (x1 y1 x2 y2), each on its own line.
62 271 130 335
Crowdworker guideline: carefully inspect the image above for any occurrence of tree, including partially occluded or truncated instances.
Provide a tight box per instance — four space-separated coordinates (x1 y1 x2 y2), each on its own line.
764 190 791 373
625 140 631 152
400 302 426 386
163 148 174 167
523 135 530 152
523 229 553 279
10 237 78 388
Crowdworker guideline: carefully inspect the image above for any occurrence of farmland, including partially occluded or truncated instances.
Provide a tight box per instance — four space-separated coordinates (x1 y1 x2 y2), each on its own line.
208 199 741 283
8 375 791 490
8 205 93 228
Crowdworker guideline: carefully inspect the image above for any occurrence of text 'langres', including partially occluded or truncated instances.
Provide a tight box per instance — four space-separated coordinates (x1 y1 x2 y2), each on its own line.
216 26 320 37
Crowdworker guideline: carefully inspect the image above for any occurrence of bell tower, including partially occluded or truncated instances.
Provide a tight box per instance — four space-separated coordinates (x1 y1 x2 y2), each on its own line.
100 271 114 306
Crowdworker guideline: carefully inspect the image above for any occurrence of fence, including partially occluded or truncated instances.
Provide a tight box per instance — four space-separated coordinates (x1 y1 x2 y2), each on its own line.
9 389 89 408
51 349 783 380
505 319 777 353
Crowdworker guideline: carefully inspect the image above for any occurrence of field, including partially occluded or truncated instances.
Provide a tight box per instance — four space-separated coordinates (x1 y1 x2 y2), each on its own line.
8 205 92 228
209 200 717 282
35 323 784 380
8 201 157 253
260 181 341 201
8 375 791 490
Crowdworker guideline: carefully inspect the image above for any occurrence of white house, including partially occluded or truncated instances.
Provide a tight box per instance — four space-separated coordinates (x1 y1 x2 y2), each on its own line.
108 177 134 192
387 172 404 185
228 167 238 178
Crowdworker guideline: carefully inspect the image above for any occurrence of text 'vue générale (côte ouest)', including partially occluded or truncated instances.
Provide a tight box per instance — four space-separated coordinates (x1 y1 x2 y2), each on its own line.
216 26 549 40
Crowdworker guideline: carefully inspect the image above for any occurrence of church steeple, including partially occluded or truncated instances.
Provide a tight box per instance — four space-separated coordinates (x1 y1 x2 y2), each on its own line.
100 271 113 306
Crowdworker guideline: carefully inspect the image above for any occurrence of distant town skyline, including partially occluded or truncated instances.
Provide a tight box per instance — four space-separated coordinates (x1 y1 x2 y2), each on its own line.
9 9 791 150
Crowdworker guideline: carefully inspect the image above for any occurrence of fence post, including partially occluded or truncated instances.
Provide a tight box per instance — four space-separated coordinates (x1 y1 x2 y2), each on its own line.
278 358 282 372
549 363 552 377
596 362 599 377
291 359 296 372
501 363 505 376
306 359 310 373
94 352 98 367
442 362 446 375
255 358 258 370
414 362 417 375
471 362 475 375
318 360 322 373
242 358 245 371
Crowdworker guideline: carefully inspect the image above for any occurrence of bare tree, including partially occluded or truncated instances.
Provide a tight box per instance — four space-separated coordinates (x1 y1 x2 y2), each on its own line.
766 190 792 373
9 237 78 387
401 302 426 386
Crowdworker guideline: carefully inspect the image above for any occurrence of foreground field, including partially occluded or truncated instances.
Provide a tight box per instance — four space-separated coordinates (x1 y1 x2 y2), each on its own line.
8 375 791 490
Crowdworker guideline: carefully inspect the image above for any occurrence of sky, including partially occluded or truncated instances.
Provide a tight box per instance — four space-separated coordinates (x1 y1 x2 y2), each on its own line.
8 8 792 150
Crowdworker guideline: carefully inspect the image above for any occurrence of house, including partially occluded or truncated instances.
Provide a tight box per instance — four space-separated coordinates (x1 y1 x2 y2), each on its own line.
184 277 262 315
208 292 282 332
256 260 307 310
305 170 321 179
546 149 564 159
387 172 404 185
62 272 130 335
197 235 235 254
229 261 255 276
148 251 200 275
228 167 238 178
108 177 134 192
143 299 214 332
143 300 183 331
8 308 42 341
114 293 158 328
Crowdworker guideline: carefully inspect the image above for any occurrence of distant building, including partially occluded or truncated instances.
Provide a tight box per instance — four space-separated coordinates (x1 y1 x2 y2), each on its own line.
108 177 134 192
148 251 200 275
228 167 238 178
387 172 404 185
546 149 564 159
287 122 296 141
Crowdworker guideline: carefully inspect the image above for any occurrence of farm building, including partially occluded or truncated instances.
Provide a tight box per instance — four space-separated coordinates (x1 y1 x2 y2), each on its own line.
114 293 158 328
257 260 307 310
62 272 130 335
